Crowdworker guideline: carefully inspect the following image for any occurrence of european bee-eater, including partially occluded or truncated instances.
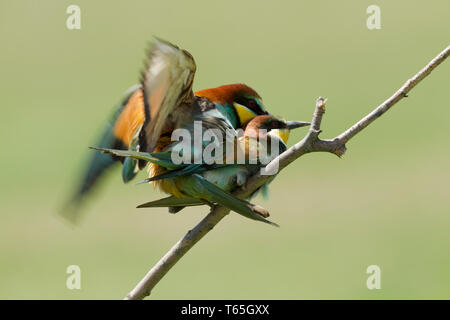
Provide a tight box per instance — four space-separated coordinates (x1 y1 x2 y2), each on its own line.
65 39 270 218
92 115 310 226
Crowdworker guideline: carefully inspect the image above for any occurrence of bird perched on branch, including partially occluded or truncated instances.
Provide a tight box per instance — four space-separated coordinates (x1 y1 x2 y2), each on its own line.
92 115 309 226
64 39 271 220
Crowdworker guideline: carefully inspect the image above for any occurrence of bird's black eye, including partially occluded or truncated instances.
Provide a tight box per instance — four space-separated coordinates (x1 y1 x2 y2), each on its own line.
271 120 279 128
247 99 257 109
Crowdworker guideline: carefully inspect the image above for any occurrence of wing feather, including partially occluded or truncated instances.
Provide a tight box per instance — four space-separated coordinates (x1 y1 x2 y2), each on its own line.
140 38 197 153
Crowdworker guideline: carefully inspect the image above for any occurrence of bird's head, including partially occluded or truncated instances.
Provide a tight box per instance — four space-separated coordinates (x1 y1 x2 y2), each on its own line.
245 115 310 144
195 84 268 128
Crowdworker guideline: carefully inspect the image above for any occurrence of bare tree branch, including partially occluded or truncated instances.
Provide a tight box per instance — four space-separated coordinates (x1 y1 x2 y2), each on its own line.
124 45 450 300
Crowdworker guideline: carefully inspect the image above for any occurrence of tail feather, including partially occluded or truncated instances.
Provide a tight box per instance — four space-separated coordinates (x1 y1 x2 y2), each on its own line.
60 86 140 222
60 133 121 223
89 147 181 170
138 164 204 184
137 196 203 209
122 157 138 183
192 174 278 227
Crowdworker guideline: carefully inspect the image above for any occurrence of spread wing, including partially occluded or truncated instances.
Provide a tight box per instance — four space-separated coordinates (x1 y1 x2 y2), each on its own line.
139 38 197 153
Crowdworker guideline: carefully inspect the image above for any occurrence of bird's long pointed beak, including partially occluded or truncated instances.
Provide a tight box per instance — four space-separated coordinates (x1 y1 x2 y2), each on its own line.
286 121 310 129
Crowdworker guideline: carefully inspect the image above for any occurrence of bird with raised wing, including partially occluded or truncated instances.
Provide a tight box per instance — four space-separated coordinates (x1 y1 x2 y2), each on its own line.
64 39 272 221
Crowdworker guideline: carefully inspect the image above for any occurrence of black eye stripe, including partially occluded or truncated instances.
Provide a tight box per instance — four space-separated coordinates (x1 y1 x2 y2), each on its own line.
234 97 262 114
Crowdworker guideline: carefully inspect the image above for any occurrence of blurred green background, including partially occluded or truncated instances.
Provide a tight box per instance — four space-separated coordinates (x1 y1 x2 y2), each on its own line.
1 0 449 299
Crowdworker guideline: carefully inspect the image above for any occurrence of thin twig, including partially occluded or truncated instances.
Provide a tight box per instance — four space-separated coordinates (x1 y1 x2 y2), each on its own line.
124 206 229 300
124 45 450 300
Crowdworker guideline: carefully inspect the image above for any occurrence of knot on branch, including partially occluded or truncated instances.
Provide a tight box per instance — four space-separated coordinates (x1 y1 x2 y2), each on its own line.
334 143 347 157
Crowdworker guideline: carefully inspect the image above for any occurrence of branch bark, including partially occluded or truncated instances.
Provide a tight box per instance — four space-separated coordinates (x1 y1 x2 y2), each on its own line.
124 45 450 300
